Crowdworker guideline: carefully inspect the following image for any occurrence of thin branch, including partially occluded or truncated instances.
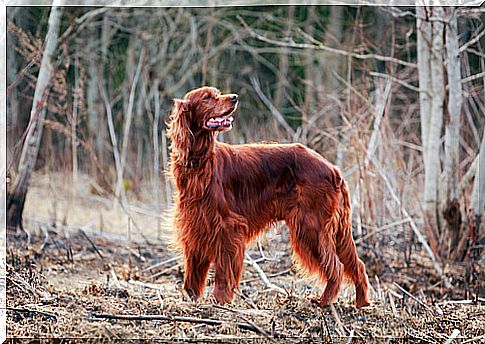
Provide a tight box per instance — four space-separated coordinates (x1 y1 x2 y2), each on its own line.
364 79 392 167
117 47 145 199
7 307 57 319
355 218 412 244
99 83 127 208
370 71 423 93
211 305 273 339
237 15 416 68
392 282 433 313
461 71 485 84
459 29 485 52
371 159 452 288
244 253 288 296
90 313 269 335
59 7 108 42
78 228 104 259
249 74 295 139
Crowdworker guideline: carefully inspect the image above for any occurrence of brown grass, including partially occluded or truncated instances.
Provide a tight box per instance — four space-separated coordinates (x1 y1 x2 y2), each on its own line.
8 174 485 341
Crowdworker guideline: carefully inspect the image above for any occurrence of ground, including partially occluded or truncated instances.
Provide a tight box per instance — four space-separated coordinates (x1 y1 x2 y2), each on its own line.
7 225 485 342
6 175 485 342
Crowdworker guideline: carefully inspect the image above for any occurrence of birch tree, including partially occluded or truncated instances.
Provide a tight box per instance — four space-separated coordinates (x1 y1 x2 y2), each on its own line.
274 6 294 112
442 7 463 257
468 131 485 258
6 5 63 233
417 6 444 253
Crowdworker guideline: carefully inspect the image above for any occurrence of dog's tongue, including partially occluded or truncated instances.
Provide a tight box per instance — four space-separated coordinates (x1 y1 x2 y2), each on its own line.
207 116 233 128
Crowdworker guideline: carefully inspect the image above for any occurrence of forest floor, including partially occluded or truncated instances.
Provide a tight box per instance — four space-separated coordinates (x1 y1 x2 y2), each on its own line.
6 222 485 342
6 174 485 342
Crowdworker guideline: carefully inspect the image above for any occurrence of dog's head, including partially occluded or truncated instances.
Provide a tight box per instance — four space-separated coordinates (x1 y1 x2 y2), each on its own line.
172 86 239 133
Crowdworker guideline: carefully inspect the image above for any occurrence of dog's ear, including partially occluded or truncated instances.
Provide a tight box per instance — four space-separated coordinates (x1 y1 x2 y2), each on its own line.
171 98 190 115
167 98 192 167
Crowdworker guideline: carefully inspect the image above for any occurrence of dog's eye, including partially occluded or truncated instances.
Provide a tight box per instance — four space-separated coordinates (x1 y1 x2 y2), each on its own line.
203 94 212 100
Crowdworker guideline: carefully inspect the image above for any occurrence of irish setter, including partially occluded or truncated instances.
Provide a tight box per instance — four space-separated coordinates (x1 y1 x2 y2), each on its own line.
167 86 370 308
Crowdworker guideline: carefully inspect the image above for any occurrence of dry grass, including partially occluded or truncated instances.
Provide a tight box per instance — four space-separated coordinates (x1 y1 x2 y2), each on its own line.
7 223 485 341
8 174 485 341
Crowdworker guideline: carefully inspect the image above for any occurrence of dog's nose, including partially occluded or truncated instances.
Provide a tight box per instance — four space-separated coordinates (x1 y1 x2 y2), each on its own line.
229 94 238 103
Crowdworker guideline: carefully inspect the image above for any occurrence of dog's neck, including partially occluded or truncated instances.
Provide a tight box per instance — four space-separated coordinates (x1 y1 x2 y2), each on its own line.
171 131 217 199
176 130 217 170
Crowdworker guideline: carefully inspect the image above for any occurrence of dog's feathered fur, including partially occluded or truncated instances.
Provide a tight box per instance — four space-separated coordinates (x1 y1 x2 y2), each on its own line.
167 86 370 308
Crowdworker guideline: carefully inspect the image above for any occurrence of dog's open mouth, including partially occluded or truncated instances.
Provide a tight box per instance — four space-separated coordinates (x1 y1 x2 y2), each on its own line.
205 116 234 130
205 104 237 131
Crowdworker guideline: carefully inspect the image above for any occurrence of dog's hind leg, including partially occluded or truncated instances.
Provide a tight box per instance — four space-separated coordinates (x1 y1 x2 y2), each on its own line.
335 227 370 308
286 210 344 306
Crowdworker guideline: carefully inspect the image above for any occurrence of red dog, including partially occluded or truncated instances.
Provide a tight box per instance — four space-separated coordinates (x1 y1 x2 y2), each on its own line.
167 86 370 308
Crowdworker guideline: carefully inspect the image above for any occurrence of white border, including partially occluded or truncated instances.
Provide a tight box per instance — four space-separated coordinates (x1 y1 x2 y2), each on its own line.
1 1 483 343
1 0 6 341
3 0 485 7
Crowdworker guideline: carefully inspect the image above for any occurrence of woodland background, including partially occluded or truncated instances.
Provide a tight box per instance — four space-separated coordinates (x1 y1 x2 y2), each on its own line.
4 4 485 340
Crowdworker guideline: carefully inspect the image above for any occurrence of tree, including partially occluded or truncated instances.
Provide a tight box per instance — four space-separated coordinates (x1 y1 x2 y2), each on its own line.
442 7 463 259
7 5 63 233
416 6 444 254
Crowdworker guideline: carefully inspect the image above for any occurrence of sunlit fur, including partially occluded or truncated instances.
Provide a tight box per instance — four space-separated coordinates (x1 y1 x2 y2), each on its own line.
167 86 370 308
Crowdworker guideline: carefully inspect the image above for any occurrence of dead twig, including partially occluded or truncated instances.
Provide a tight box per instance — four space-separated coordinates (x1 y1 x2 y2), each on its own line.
244 253 288 296
211 305 274 340
150 263 182 280
233 288 259 310
8 307 57 319
78 229 104 259
249 73 296 139
90 313 270 336
329 304 347 337
393 282 433 313
372 159 452 288
141 255 180 273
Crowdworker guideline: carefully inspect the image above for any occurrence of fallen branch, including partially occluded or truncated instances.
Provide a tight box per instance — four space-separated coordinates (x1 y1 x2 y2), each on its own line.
142 255 181 273
244 253 288 296
393 282 433 313
8 307 57 319
79 228 104 259
212 305 273 339
90 313 269 336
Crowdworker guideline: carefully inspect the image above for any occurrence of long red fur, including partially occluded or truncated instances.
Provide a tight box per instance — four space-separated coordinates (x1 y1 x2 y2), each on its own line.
167 86 370 308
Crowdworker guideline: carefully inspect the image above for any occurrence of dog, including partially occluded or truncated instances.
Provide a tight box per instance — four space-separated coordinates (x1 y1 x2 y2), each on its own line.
167 86 370 308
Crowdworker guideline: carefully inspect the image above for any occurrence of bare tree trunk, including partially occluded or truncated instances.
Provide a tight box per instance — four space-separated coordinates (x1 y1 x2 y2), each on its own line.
71 56 80 182
303 6 316 124
468 130 485 259
151 80 162 238
442 7 463 258
323 6 343 91
274 6 294 112
417 6 444 253
6 8 20 154
7 5 63 233
86 24 104 170
115 47 144 199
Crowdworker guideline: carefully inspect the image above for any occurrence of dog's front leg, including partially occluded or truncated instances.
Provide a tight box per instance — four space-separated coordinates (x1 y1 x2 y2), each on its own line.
212 232 246 305
183 248 211 301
